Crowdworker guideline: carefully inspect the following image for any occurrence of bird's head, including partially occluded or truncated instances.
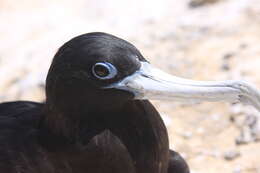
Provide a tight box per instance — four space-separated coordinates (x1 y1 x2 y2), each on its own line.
46 32 260 114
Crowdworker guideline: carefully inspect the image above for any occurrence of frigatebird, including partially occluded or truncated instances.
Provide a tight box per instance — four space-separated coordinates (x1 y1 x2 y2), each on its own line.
0 32 259 173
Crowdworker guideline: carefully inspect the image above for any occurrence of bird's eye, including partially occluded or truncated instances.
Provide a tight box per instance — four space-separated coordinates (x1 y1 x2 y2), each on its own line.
92 62 117 80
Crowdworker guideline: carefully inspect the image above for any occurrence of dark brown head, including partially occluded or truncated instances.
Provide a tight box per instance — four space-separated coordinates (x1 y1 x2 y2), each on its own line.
46 32 146 114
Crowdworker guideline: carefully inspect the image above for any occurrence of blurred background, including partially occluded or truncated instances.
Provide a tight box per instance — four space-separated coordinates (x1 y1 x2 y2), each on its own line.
1 0 260 172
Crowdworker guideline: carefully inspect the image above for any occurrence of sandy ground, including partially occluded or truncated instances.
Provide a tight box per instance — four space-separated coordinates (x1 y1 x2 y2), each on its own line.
0 0 260 172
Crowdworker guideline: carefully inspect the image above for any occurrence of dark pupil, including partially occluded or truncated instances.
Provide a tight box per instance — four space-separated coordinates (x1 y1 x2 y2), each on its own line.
94 65 109 77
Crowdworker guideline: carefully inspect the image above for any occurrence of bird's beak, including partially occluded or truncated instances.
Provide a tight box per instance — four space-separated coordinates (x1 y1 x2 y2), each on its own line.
107 62 260 111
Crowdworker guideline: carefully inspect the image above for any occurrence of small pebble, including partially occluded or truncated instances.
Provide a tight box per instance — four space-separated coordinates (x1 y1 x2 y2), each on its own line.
223 52 235 60
239 43 248 50
236 127 255 145
189 0 220 8
221 63 230 71
223 151 241 161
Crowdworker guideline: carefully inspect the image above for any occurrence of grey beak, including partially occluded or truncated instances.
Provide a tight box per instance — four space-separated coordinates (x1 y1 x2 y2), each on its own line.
107 62 260 112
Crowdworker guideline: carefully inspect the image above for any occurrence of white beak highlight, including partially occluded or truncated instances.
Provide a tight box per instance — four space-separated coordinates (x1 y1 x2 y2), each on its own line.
107 62 260 111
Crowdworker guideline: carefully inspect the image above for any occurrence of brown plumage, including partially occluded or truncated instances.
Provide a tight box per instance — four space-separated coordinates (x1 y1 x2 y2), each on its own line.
0 32 189 173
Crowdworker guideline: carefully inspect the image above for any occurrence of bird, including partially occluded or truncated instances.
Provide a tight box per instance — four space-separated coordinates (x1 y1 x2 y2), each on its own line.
0 32 190 173
1 32 260 173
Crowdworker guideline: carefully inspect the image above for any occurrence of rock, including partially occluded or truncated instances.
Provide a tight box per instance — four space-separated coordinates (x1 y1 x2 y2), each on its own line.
235 114 260 145
223 151 241 161
223 52 235 60
221 63 230 71
189 0 221 8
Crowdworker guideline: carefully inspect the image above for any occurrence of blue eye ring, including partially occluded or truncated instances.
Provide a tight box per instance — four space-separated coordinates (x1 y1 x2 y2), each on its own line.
92 62 118 80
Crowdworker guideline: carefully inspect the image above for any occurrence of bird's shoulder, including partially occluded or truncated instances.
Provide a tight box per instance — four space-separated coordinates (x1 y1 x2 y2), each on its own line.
0 101 43 146
0 101 44 172
0 100 43 130
0 101 43 117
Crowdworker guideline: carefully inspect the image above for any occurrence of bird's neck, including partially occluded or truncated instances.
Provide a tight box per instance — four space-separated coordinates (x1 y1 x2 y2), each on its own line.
40 103 108 147
106 100 169 173
41 100 168 163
